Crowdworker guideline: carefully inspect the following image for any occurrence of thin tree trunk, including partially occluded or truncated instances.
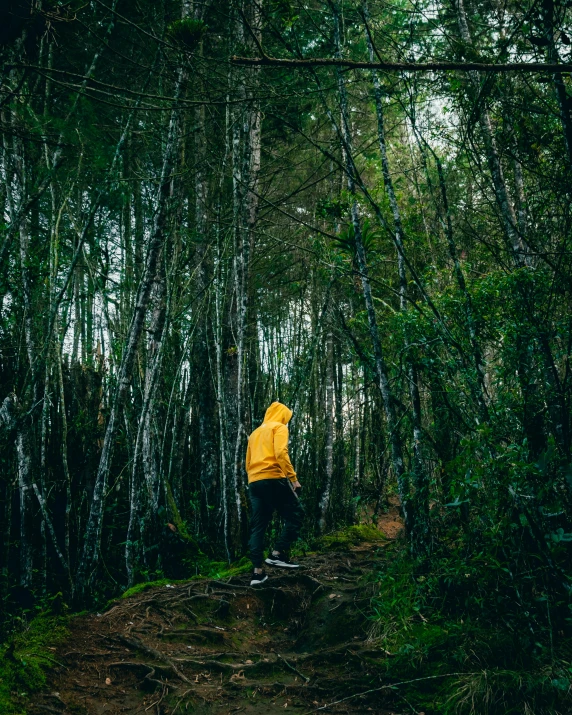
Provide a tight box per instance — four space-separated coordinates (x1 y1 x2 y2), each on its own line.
408 115 490 421
363 2 430 552
54 322 72 569
454 0 525 266
231 1 264 543
214 218 231 562
327 0 411 534
0 395 33 587
76 69 185 599
140 268 168 561
334 342 344 498
125 267 168 586
319 330 335 532
542 0 572 171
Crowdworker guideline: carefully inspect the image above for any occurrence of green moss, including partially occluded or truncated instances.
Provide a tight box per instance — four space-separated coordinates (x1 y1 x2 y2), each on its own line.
205 556 252 580
119 557 252 601
347 524 387 542
120 578 187 600
0 611 70 714
314 523 387 551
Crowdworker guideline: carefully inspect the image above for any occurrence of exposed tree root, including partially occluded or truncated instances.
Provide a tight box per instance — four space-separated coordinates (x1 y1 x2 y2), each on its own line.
115 634 193 684
29 543 400 714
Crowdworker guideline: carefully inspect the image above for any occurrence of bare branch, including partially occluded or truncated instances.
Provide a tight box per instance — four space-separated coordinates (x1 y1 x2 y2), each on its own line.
231 55 572 72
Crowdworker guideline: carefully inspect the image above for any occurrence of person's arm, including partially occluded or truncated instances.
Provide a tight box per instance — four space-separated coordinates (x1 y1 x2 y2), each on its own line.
274 424 297 482
245 439 251 473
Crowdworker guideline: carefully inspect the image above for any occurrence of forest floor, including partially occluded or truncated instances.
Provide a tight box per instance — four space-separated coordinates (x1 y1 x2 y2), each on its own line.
28 504 405 715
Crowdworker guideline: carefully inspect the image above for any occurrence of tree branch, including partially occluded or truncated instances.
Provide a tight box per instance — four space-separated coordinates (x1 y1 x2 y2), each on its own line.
231 55 572 72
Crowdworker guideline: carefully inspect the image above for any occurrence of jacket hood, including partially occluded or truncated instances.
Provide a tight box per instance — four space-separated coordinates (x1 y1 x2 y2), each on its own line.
264 401 292 425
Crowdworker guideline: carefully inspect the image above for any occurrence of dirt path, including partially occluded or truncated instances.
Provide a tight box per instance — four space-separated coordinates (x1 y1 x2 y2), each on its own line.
30 527 403 714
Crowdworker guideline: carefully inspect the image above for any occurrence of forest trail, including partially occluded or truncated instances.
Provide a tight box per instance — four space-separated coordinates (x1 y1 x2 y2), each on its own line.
29 510 404 715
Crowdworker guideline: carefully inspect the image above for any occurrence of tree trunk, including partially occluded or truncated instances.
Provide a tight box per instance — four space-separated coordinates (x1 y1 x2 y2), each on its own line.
363 3 430 553
231 0 264 545
454 0 525 267
0 395 34 587
76 69 185 599
542 0 572 171
319 330 335 532
327 0 412 535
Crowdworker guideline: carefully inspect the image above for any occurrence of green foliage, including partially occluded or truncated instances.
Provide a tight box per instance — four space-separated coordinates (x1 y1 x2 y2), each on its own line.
167 18 207 50
333 219 380 259
368 543 572 714
0 611 69 714
201 556 252 580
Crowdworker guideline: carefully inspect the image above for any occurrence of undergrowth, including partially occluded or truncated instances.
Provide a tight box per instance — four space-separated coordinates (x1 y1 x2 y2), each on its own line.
369 541 572 714
7 520 569 714
0 607 69 715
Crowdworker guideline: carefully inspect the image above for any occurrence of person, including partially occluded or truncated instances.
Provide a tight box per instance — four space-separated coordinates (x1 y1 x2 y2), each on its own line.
245 401 303 585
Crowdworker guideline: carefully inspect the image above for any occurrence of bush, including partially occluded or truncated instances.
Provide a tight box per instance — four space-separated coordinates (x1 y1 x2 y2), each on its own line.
367 543 572 714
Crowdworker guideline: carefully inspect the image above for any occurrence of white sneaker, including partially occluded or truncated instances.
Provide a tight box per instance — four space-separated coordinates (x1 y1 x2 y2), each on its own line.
250 570 268 585
265 553 300 569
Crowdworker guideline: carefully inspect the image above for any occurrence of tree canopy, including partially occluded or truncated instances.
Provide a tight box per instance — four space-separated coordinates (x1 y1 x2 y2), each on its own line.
1 0 572 710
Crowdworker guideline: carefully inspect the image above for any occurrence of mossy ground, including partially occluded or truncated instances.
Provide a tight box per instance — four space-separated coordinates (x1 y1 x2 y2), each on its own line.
0 610 69 714
26 542 395 714
118 557 253 602
1 556 252 713
9 515 568 714
313 522 387 550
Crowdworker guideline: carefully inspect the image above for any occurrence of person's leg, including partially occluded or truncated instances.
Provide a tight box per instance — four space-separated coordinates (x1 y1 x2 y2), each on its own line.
248 480 274 571
273 479 304 558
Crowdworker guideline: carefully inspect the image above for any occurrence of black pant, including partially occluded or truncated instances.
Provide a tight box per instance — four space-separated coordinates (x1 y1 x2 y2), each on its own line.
248 478 304 568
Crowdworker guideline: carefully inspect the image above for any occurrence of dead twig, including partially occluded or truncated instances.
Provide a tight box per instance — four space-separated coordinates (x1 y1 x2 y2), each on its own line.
274 651 310 683
171 688 192 714
302 672 476 713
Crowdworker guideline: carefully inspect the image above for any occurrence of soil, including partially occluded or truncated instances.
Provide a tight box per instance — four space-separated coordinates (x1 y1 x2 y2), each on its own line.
375 497 403 541
29 515 404 715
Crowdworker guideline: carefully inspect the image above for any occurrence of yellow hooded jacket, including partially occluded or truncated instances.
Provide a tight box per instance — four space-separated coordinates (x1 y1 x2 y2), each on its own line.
245 402 297 484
